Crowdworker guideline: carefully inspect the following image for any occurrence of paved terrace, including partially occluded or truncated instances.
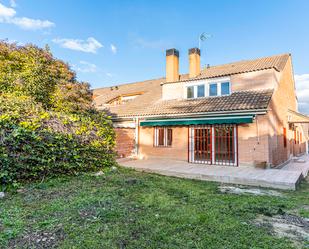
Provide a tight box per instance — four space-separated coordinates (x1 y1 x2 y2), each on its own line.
119 155 309 190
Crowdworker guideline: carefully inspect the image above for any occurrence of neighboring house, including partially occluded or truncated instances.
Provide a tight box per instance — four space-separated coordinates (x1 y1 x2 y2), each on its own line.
93 48 309 167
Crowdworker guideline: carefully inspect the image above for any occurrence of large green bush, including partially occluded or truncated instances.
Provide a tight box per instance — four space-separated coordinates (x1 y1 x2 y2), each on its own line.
0 41 116 187
0 94 115 186
0 41 92 112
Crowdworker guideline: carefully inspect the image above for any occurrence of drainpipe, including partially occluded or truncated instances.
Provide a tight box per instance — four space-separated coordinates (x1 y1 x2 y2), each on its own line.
134 117 139 158
256 115 260 144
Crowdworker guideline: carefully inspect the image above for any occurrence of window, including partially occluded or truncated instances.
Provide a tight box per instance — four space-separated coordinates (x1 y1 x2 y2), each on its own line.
158 128 165 146
210 82 230 96
209 83 218 96
197 85 205 97
185 79 231 99
186 85 205 99
154 127 172 147
283 127 287 148
106 92 142 106
167 128 172 146
221 82 230 95
187 86 194 99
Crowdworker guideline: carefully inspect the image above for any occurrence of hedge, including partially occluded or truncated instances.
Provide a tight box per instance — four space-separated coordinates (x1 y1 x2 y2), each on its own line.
0 94 115 187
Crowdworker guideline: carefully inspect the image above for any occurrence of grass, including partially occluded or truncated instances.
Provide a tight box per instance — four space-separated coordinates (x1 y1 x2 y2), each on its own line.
0 167 308 249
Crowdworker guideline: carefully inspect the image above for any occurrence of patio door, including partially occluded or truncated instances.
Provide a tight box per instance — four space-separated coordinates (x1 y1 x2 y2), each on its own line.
189 125 238 166
214 125 237 166
193 126 212 164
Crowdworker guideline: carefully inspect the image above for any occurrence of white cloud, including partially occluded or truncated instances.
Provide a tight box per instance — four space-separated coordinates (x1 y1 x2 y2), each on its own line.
73 61 97 73
106 73 113 77
0 2 54 30
0 3 16 18
110 44 117 54
53 37 103 53
11 17 54 30
10 0 17 8
295 74 309 114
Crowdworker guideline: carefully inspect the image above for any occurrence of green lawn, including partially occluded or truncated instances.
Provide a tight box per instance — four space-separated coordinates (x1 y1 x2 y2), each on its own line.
1 167 308 249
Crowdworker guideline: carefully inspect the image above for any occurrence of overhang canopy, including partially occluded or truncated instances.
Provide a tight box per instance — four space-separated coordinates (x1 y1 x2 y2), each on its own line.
288 109 309 123
140 115 254 127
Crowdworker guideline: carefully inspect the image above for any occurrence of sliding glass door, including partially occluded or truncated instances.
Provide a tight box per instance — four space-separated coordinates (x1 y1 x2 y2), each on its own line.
214 125 236 165
189 125 237 166
193 126 212 164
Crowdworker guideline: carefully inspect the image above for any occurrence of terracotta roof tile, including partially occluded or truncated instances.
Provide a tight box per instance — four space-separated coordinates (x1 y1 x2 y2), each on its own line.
93 53 287 118
94 78 163 117
163 53 290 84
93 77 163 105
103 89 273 118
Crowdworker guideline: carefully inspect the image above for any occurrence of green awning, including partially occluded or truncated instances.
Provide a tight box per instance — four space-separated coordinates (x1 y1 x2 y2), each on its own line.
140 115 254 127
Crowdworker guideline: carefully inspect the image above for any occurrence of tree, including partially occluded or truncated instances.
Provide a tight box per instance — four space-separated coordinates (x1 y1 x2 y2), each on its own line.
0 41 92 112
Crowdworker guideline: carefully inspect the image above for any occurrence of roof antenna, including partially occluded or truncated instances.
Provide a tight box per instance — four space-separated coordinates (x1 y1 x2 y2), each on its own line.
199 32 212 50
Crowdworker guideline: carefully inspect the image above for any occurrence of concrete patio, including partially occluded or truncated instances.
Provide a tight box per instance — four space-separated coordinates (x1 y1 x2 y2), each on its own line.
119 155 309 190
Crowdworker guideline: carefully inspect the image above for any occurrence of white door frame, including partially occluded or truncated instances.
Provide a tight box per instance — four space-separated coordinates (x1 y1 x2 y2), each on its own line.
189 125 238 166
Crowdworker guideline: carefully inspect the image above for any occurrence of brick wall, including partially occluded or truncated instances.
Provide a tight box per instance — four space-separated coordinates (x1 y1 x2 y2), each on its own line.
114 128 135 158
238 115 270 166
139 123 272 166
231 69 278 92
266 57 298 166
139 126 188 161
234 57 302 167
162 82 184 100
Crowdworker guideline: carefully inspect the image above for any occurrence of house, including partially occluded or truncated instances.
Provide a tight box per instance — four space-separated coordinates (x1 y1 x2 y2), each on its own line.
93 48 309 167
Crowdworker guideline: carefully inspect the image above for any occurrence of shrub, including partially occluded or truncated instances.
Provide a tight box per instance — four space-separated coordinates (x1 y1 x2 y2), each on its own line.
0 41 116 187
0 94 115 186
0 41 92 112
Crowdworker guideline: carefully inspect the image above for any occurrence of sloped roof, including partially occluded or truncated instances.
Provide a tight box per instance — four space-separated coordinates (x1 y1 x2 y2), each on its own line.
288 109 309 123
93 53 289 118
163 53 290 84
94 78 163 117
102 89 273 118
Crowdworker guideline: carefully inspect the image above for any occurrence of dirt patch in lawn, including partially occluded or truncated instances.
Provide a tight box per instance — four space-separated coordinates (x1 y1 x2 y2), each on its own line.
125 178 140 185
254 213 309 247
300 205 309 211
8 227 65 249
219 185 284 197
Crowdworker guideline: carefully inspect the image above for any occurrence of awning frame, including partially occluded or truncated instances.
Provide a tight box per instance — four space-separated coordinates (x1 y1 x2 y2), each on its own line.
140 115 255 127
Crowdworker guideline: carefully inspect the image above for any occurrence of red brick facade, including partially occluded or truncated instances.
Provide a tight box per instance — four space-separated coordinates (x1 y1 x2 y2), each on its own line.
114 128 135 158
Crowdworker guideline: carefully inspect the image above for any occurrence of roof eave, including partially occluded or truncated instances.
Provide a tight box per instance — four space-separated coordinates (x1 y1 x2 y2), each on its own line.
111 108 269 121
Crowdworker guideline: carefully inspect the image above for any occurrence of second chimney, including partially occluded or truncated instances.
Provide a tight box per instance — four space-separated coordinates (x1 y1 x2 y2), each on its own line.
166 48 179 82
189 48 201 78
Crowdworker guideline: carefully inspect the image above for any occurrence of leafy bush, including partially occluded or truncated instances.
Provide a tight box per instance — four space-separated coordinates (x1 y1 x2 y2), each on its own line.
0 41 117 187
0 94 115 186
0 41 92 112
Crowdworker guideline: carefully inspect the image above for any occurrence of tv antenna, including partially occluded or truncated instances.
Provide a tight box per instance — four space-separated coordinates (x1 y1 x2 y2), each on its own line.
199 32 212 49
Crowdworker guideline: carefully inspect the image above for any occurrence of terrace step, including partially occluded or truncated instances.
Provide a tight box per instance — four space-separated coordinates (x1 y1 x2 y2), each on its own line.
119 158 306 190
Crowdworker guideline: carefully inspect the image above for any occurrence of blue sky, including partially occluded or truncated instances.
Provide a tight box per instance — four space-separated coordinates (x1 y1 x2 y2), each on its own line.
1 0 309 111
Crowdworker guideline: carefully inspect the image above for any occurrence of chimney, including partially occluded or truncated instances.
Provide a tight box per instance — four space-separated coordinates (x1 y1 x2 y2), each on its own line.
188 47 201 78
166 48 179 82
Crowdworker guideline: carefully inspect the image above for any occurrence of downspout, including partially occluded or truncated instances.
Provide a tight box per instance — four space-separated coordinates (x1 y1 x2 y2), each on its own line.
256 115 260 144
134 117 139 158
